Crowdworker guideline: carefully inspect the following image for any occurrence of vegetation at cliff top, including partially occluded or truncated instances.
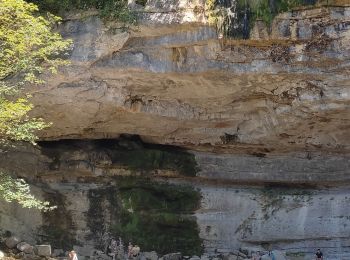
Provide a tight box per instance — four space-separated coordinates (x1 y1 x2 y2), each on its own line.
28 0 136 23
247 0 314 26
207 0 316 38
0 0 71 210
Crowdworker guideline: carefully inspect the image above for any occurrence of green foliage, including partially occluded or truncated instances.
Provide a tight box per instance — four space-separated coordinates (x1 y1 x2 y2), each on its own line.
0 96 50 144
0 172 56 211
40 139 199 177
117 178 201 213
40 191 78 249
87 179 203 255
0 0 71 144
207 0 315 38
0 0 71 210
135 0 147 6
28 0 137 23
110 148 198 176
0 0 71 84
115 180 203 255
251 0 304 26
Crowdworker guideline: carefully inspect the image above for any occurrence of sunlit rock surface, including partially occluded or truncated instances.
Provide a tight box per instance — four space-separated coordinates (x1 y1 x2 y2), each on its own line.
28 4 350 154
1 1 350 259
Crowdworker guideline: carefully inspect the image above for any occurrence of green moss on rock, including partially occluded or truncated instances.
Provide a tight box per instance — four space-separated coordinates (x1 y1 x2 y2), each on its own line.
207 0 316 38
40 191 78 250
109 147 198 177
39 139 199 177
87 178 203 255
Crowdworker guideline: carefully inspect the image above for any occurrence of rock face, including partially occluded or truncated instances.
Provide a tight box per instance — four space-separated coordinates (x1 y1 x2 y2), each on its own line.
1 140 350 259
1 1 350 260
36 245 51 257
28 2 350 155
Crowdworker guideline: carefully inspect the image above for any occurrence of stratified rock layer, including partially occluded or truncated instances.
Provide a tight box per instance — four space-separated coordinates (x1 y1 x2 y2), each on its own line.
1 140 350 258
28 4 350 154
2 1 350 259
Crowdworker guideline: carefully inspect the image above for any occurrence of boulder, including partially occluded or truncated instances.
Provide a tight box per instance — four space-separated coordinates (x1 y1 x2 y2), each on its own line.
17 242 34 254
162 253 182 260
271 250 286 260
231 250 240 256
189 256 200 260
15 252 25 259
52 249 64 257
0 250 4 259
200 255 210 260
237 252 247 258
22 255 42 260
223 254 238 260
5 236 20 249
217 249 231 254
93 251 111 260
239 247 265 258
36 245 51 256
143 251 158 260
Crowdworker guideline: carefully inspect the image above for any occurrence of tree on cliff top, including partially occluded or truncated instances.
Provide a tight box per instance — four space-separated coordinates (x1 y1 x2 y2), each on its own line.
0 0 71 210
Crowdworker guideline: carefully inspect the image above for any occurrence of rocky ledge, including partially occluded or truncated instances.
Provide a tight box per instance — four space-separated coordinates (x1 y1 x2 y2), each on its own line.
26 2 350 155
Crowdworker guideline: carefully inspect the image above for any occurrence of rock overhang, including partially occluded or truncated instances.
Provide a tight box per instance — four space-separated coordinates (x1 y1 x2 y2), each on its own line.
25 3 350 155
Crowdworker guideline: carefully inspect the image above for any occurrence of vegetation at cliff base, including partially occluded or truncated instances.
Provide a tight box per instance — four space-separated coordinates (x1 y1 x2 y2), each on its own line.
0 0 71 210
87 179 203 255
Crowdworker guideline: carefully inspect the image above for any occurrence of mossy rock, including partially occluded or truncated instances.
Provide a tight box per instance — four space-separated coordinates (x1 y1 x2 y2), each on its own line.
40 192 78 250
110 148 198 177
117 178 201 213
207 0 316 38
87 178 203 255
40 138 199 177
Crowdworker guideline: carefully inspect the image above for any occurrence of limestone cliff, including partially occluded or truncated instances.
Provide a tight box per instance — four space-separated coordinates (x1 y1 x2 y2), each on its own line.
1 139 350 259
27 1 350 155
1 1 350 259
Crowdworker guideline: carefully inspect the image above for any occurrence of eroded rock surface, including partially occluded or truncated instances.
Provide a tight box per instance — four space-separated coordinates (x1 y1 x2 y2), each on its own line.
1 140 350 259
27 3 350 154
2 1 350 259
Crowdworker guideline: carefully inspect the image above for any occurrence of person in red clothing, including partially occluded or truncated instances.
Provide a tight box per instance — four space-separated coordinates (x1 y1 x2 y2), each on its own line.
315 249 323 260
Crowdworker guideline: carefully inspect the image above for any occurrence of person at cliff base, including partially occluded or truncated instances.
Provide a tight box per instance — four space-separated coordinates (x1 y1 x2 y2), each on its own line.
128 242 133 258
68 250 78 260
131 245 140 258
316 249 323 260
108 239 118 260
